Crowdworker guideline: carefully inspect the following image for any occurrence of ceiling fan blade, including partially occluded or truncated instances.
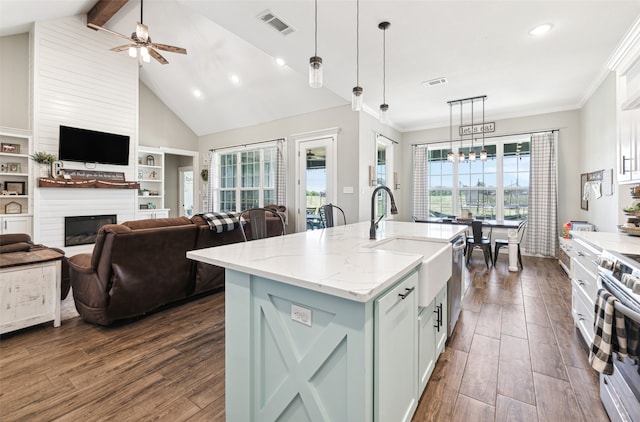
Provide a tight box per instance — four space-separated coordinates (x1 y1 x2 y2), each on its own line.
151 43 187 55
87 22 133 42
148 48 169 65
136 22 149 42
111 44 137 52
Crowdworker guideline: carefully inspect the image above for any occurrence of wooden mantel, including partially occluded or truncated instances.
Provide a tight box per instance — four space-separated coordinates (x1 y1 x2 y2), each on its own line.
38 178 140 190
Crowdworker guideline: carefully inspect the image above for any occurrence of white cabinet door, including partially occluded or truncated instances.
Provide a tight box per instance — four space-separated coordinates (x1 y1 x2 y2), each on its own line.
617 108 640 182
0 215 32 236
375 271 418 422
434 287 448 355
418 302 436 395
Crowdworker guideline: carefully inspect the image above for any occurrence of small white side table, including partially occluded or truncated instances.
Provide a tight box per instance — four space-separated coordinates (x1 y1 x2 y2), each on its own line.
0 254 62 334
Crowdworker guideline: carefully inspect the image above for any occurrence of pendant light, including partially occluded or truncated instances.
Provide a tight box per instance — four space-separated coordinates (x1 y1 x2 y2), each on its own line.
468 99 476 161
378 21 390 123
458 101 465 162
480 96 488 161
351 0 363 110
447 101 454 162
309 0 323 88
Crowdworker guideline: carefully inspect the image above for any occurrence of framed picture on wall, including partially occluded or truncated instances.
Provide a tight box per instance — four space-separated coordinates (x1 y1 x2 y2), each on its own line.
580 173 588 211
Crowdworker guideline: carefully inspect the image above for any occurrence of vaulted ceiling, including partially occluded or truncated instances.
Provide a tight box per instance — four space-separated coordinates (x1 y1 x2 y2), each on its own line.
2 0 639 136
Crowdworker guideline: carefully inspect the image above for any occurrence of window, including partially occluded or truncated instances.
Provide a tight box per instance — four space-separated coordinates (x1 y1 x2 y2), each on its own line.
215 146 276 212
375 135 395 219
425 138 529 220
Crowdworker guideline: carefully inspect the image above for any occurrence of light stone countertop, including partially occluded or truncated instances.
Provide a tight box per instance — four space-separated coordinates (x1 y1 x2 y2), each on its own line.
187 220 467 303
572 231 640 255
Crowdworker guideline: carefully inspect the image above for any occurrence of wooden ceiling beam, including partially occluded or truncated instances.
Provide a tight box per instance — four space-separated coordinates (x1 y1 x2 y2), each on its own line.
87 0 129 29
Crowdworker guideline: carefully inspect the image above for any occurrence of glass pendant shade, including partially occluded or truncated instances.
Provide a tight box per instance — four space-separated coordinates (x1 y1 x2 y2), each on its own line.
458 151 465 162
379 104 389 123
480 149 488 161
446 151 454 162
352 86 363 111
309 56 323 88
128 47 137 58
469 150 476 161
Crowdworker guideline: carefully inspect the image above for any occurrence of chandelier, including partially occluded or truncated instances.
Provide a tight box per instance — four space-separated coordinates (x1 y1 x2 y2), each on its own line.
447 95 488 162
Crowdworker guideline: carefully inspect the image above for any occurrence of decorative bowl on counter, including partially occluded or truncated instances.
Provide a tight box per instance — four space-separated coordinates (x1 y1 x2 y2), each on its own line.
619 225 640 237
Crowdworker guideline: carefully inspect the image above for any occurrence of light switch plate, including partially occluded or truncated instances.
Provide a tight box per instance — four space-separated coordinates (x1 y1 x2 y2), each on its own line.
291 304 312 326
343 186 354 194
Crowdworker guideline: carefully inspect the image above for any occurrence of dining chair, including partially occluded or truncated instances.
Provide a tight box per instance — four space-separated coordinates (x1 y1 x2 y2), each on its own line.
320 203 347 228
465 220 493 268
241 208 286 241
493 220 527 268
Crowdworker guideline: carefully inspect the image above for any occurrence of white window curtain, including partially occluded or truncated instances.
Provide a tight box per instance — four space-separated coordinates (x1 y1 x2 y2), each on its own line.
525 131 557 257
412 145 429 220
275 139 286 205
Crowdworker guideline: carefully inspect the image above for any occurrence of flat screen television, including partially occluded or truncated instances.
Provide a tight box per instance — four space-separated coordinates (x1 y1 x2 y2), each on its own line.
58 125 130 166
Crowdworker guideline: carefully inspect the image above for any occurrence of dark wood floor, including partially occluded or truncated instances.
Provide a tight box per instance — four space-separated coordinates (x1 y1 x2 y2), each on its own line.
0 256 608 421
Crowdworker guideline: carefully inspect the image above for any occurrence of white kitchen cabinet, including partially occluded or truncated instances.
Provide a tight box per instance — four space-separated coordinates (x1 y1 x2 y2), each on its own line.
609 23 640 182
0 214 32 236
570 237 602 346
375 271 418 422
417 283 447 396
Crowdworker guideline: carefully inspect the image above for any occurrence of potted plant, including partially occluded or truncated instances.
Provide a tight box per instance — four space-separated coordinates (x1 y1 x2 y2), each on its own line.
139 188 150 197
30 151 57 178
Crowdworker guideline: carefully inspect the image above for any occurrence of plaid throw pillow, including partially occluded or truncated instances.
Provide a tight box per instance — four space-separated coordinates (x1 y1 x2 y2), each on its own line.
199 212 240 233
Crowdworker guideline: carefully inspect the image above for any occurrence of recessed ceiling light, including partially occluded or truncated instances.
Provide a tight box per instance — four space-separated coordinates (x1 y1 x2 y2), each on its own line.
529 23 553 36
230 75 240 85
276 57 286 67
193 89 202 98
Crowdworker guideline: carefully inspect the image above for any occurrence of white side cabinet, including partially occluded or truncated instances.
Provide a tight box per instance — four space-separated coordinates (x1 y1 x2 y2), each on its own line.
375 271 418 422
570 237 602 346
136 209 170 220
0 260 61 334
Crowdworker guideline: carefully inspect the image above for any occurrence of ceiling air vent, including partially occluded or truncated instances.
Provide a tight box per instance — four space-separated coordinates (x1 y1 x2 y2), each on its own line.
422 77 448 87
258 10 295 36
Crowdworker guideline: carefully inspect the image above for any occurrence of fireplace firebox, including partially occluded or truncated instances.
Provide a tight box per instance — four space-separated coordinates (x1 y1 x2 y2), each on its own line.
65 214 117 247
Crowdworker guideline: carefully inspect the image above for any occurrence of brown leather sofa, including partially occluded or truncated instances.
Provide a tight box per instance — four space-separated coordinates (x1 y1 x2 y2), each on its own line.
0 233 71 300
68 216 245 325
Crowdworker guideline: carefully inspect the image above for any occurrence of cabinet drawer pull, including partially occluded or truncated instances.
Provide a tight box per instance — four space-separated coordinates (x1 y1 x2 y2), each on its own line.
398 287 415 300
576 251 584 257
578 280 586 286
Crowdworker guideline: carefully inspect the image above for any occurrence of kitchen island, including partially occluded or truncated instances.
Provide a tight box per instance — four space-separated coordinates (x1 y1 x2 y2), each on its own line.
187 221 466 422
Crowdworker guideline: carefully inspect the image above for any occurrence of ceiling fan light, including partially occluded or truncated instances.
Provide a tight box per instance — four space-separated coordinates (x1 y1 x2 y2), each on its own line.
309 56 323 88
141 46 150 57
352 86 363 111
128 47 137 58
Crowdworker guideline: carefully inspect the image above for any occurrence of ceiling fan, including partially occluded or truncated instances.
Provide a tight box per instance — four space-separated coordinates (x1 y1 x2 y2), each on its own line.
87 0 186 65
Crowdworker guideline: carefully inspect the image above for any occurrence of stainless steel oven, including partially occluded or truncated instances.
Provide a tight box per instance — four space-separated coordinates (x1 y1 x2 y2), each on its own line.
597 250 640 422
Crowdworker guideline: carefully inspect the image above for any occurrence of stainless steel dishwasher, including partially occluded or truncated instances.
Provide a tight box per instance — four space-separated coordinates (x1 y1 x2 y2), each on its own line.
448 235 465 338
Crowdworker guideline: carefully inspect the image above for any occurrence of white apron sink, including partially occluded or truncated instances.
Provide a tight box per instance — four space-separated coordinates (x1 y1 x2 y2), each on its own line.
370 237 452 307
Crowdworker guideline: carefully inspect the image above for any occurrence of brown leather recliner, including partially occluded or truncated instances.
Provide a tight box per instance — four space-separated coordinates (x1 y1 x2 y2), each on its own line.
68 216 244 325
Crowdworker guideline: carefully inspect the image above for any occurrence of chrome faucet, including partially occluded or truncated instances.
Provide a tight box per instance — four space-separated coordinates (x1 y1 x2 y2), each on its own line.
370 185 398 239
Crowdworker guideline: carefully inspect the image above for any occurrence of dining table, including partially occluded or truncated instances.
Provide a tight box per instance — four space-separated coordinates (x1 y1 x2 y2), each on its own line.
415 217 525 271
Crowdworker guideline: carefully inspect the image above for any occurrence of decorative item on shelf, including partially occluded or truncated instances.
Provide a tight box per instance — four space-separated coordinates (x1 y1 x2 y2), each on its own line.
149 170 158 180
4 201 22 214
631 184 640 198
51 161 64 179
200 169 208 181
146 155 155 166
148 202 156 209
308 0 323 88
138 170 143 180
139 204 149 210
140 189 150 196
1 143 20 154
31 151 57 178
1 190 18 196
6 162 21 173
0 163 5 173
4 181 25 195
378 21 390 123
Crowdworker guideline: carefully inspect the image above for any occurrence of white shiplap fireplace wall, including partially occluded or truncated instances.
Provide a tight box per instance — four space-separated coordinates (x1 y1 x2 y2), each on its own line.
32 16 139 251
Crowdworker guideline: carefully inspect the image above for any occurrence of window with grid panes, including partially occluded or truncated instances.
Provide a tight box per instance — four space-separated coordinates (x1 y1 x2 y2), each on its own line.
216 146 276 212
424 138 529 220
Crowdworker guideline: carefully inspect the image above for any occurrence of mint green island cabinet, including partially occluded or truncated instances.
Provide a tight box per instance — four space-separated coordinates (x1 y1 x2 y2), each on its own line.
187 221 464 422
